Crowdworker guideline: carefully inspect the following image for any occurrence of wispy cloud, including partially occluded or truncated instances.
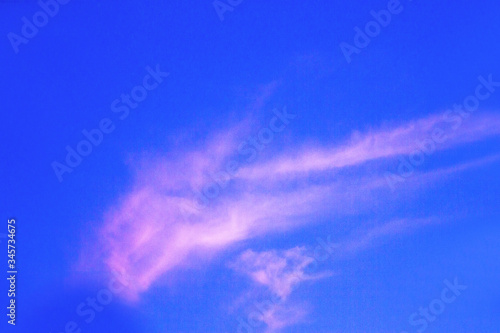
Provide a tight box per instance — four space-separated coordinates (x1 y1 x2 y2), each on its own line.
230 247 333 300
230 247 331 332
333 217 441 257
235 112 500 182
76 104 500 303
230 217 440 332
260 302 310 333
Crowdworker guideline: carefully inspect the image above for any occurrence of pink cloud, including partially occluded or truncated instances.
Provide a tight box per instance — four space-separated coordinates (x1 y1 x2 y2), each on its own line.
230 247 324 332
260 302 310 333
76 109 500 302
230 217 440 331
235 112 500 181
230 247 333 300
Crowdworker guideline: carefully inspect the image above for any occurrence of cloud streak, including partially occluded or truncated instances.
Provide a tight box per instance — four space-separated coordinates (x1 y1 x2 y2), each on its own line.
235 112 500 182
77 108 500 302
231 247 333 300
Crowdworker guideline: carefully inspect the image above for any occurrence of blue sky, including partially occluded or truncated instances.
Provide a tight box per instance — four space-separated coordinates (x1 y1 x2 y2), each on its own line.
1 1 500 332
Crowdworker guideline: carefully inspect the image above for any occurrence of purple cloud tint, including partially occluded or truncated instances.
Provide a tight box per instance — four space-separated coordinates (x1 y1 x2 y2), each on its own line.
77 108 500 303
231 247 333 300
229 217 441 332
